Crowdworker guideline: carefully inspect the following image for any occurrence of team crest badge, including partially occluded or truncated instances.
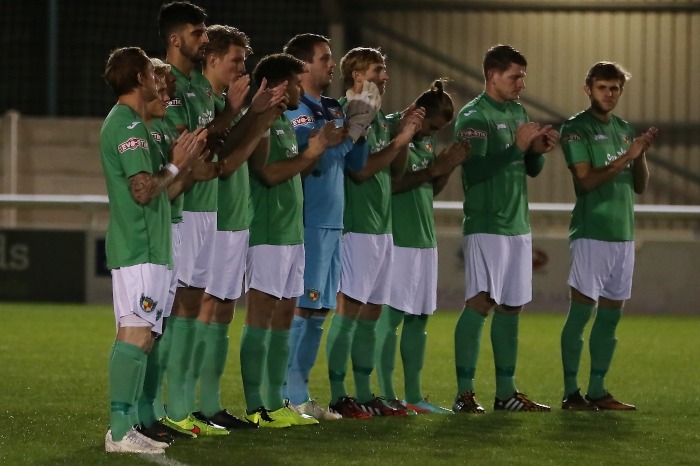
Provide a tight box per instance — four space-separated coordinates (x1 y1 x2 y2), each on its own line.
140 294 157 313
307 289 321 302
330 107 343 118
425 142 433 153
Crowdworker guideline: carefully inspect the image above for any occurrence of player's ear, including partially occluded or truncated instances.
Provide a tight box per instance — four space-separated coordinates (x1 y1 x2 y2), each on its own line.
583 84 591 97
169 32 180 49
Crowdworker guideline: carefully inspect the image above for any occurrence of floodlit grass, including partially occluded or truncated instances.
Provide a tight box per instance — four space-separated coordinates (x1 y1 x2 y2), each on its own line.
1 303 698 465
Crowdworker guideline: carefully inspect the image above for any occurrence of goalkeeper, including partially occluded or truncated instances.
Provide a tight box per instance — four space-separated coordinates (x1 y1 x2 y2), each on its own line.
325 47 425 419
280 34 374 421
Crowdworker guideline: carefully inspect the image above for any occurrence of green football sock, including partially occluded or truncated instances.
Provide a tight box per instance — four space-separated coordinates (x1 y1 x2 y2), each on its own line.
491 311 519 400
353 317 378 403
401 313 429 404
200 322 230 417
109 340 146 441
137 337 165 427
130 346 148 428
264 328 290 411
561 301 595 397
188 319 210 413
326 313 357 404
164 316 195 421
454 307 486 394
240 325 270 413
152 326 172 420
374 306 404 400
588 306 622 399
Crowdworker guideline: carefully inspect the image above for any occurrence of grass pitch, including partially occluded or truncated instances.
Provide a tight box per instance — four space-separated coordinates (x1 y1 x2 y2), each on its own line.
1 303 698 465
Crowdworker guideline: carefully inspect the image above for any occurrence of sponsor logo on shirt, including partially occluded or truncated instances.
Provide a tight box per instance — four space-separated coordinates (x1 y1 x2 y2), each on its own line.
117 137 148 153
411 158 430 172
457 128 487 139
276 129 285 135
463 110 477 117
167 98 182 107
409 142 415 148
186 92 196 98
593 134 608 141
127 121 140 129
151 132 162 142
291 114 315 127
496 123 507 130
198 109 213 127
562 133 581 143
285 144 299 158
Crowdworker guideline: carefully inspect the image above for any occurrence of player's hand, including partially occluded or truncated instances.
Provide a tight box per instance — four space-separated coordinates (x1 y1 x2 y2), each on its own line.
304 121 337 159
530 127 559 154
432 140 470 177
628 127 659 160
345 80 381 142
226 74 251 115
393 105 425 146
171 127 208 170
326 121 348 147
250 79 288 114
515 122 551 152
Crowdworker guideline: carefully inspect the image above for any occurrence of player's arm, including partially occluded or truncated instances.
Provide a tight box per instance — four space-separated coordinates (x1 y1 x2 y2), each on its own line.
392 141 469 194
218 104 286 180
128 129 206 205
631 127 657 194
565 127 657 193
344 138 369 173
524 126 557 178
249 122 333 187
348 107 423 183
287 106 346 178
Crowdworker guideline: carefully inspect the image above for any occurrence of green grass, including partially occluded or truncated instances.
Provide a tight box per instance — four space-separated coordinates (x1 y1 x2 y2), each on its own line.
1 303 699 465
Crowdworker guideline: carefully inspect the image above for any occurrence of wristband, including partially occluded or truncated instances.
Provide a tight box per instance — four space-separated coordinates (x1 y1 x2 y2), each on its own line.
165 163 180 177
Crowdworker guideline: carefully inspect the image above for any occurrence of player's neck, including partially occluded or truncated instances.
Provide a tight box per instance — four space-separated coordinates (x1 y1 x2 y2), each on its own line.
588 106 613 123
303 83 323 100
166 51 196 78
203 71 225 96
117 93 147 121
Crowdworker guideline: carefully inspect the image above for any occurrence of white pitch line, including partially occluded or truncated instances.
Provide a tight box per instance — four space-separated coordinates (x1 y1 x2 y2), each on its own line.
139 453 191 466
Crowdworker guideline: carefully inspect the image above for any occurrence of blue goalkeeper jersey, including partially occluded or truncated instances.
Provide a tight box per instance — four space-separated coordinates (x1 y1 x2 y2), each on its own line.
286 93 368 229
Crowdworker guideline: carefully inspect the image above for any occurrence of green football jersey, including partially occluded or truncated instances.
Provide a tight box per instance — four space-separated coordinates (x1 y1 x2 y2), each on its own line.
150 116 183 224
560 110 636 242
248 114 304 246
391 127 437 248
341 101 393 235
166 65 217 212
454 92 543 236
212 88 250 232
100 104 171 269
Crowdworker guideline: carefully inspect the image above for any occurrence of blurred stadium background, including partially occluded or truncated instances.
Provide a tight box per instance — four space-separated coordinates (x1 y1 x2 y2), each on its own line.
1 0 699 310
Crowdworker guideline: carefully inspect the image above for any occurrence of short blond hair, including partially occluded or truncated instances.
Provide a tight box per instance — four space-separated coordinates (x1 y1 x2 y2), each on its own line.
150 57 171 78
340 47 386 89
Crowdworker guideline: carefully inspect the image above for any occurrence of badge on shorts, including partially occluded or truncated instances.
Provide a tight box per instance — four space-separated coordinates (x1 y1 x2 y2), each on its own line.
140 294 157 313
307 289 320 302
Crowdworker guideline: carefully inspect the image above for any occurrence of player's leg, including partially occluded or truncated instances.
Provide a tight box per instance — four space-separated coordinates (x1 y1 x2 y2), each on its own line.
586 241 635 410
454 234 491 414
285 227 337 407
562 238 605 410
491 235 549 412
374 305 404 401
106 265 168 453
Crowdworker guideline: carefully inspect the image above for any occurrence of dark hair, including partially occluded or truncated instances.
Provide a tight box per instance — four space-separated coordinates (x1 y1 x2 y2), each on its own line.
585 61 631 88
483 44 527 79
253 53 306 87
415 79 454 122
103 47 150 96
283 33 330 63
203 24 253 65
158 1 207 45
